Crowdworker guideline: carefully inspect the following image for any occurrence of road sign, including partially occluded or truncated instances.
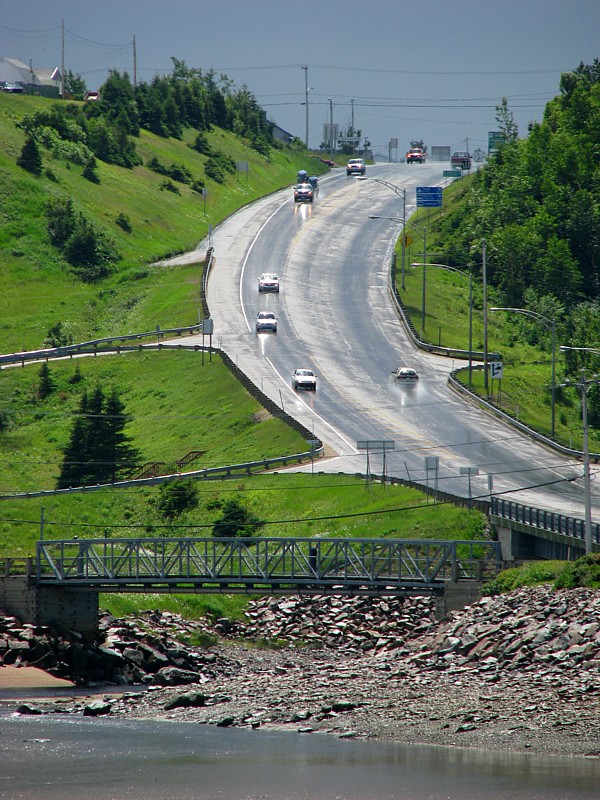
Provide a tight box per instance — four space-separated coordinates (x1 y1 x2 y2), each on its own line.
443 170 461 178
357 440 395 450
402 234 413 246
488 131 506 154
416 186 442 207
489 361 503 379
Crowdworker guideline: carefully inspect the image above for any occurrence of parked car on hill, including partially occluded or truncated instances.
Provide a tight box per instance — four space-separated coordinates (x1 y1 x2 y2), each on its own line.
1 82 25 93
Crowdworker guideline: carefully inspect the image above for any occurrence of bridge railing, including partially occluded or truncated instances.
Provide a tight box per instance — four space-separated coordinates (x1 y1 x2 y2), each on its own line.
36 537 503 592
491 497 600 545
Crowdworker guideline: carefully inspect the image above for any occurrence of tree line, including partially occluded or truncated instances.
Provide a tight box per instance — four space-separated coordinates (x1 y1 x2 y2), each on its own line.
436 59 600 376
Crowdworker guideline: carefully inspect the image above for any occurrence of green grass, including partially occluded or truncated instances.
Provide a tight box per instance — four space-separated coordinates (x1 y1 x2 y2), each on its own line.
483 554 600 595
0 91 326 352
394 177 599 453
0 351 307 498
0 469 487 559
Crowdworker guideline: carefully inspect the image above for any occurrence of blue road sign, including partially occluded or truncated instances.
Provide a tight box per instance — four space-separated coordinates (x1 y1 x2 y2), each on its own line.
416 186 443 207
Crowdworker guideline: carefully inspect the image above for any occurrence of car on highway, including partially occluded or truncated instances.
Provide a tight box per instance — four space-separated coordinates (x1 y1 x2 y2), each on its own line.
393 367 419 381
292 368 317 391
405 147 425 164
294 183 314 203
258 273 280 293
346 158 366 176
255 311 278 333
450 151 472 170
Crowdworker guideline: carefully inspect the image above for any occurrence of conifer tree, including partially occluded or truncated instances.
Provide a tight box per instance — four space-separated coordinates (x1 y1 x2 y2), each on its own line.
17 136 43 175
37 363 55 400
56 386 139 488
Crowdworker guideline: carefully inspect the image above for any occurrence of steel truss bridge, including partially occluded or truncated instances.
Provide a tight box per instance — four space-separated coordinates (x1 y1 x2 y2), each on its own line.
36 537 503 597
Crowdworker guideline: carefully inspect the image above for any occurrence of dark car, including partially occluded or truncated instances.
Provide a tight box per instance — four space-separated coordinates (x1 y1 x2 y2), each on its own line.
1 82 25 93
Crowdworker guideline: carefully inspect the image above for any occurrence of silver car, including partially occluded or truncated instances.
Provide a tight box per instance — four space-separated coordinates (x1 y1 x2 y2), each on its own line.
258 273 280 292
255 311 278 332
292 368 317 391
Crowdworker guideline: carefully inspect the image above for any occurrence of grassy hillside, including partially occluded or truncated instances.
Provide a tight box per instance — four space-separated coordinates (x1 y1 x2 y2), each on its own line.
0 93 491 624
0 91 324 353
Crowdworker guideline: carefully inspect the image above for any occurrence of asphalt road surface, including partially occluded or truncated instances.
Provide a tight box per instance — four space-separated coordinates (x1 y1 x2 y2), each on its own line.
181 161 598 522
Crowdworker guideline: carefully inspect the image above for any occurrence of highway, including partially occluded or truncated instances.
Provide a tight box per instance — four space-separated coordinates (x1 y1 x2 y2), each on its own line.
202 161 599 521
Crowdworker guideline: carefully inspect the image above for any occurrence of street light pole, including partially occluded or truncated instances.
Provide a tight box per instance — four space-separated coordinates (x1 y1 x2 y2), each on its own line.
421 227 427 333
360 178 408 289
582 369 592 556
559 346 600 555
369 214 427 308
328 98 334 160
414 263 473 382
482 239 488 393
301 65 309 148
490 307 557 437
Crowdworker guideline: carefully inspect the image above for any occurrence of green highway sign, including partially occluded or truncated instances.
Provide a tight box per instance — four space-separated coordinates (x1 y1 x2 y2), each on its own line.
443 169 462 178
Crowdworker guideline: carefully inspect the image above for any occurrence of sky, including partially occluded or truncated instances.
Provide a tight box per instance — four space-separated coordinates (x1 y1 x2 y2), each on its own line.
2 0 599 157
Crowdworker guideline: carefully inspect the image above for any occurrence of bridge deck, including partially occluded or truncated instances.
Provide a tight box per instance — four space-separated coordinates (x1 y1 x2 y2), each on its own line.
35 537 503 595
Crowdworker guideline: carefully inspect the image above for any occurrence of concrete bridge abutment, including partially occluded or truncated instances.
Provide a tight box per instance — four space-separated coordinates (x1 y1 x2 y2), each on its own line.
0 576 99 639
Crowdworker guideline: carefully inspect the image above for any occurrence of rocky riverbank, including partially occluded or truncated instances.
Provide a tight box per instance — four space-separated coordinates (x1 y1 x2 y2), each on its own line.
2 586 600 757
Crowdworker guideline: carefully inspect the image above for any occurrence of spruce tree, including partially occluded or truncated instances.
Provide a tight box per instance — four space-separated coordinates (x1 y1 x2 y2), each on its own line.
37 363 55 400
57 392 89 489
17 136 43 175
56 386 139 488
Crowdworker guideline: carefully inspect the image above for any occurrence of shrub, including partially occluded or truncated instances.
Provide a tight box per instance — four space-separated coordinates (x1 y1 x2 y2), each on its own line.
212 498 264 538
155 479 199 521
82 156 100 183
190 132 212 155
115 213 132 233
160 179 180 194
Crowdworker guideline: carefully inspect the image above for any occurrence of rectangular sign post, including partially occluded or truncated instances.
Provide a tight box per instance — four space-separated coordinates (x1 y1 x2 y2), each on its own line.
416 187 443 207
357 440 395 485
443 170 462 178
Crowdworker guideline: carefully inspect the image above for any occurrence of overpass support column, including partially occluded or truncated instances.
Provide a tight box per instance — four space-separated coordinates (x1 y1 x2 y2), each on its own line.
0 577 99 639
495 524 516 562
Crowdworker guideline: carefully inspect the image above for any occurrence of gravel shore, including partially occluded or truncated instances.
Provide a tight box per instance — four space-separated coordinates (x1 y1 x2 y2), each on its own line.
3 586 600 759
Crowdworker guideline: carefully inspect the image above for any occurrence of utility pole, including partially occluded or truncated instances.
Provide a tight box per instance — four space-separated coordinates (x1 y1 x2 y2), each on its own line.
133 35 137 89
301 65 308 148
61 18 65 99
328 98 334 160
483 238 488 392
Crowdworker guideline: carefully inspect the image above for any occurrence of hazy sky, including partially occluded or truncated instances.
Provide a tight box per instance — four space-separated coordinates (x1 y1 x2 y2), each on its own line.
3 0 599 156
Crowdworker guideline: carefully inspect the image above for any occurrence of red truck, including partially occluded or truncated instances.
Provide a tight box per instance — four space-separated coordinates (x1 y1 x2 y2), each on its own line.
405 147 425 164
450 151 472 170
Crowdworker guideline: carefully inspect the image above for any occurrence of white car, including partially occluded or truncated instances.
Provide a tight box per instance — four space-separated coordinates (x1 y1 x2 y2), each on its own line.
255 311 277 332
292 368 317 391
258 273 280 293
346 158 366 176
393 367 419 381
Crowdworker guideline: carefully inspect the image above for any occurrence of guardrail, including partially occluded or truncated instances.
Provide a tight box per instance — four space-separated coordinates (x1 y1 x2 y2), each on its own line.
387 260 501 362
491 497 600 546
0 327 210 368
0 448 322 502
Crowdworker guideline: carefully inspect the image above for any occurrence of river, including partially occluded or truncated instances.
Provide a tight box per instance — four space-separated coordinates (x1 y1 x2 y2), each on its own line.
1 712 599 800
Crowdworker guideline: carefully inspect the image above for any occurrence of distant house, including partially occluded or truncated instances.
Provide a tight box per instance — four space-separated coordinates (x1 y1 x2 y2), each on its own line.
35 66 61 96
271 122 294 144
0 57 60 97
